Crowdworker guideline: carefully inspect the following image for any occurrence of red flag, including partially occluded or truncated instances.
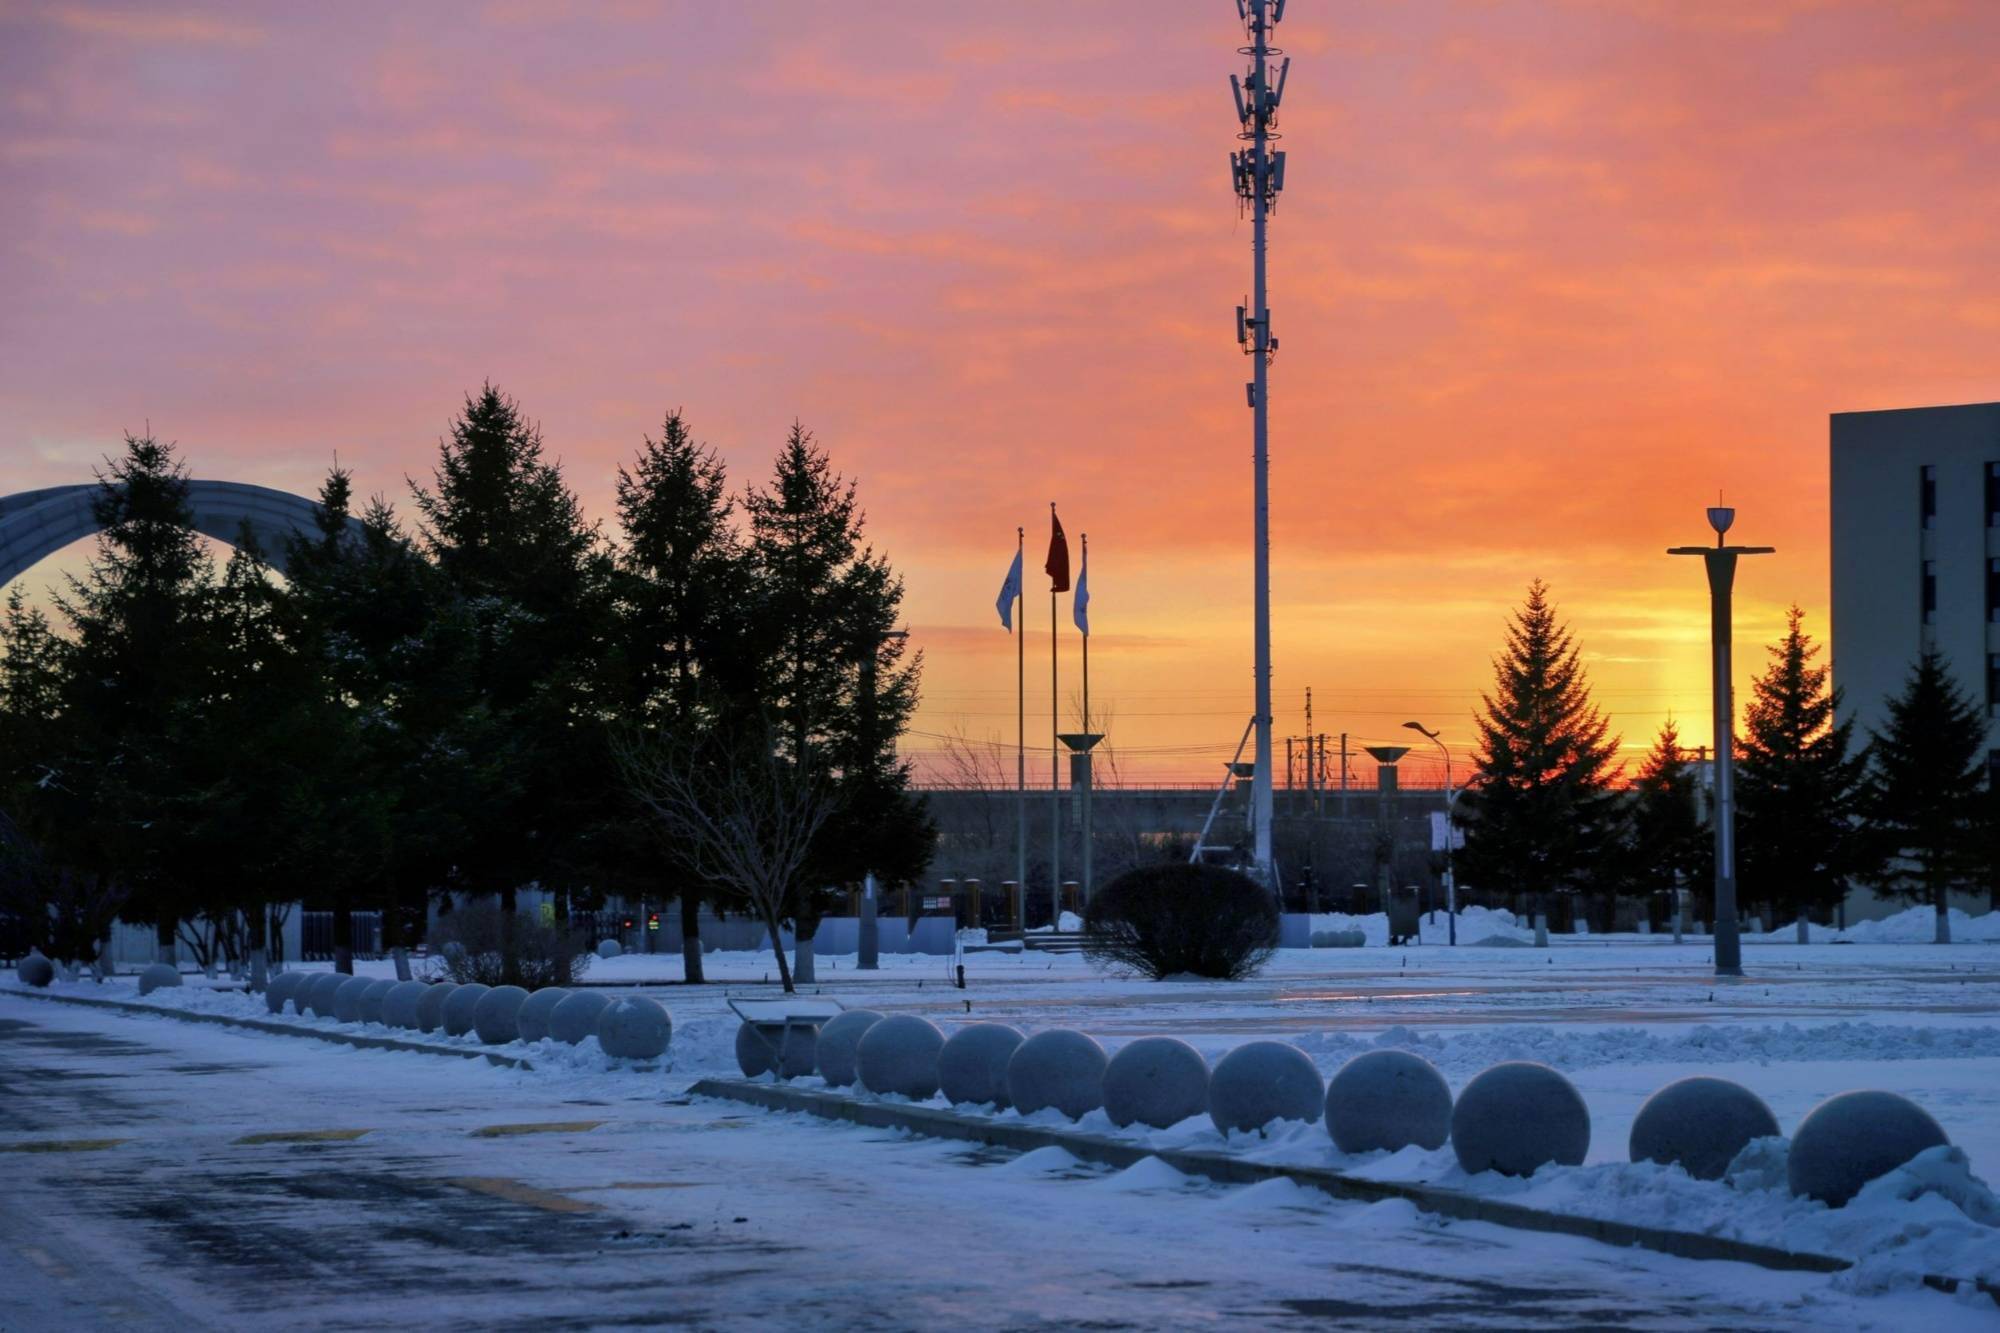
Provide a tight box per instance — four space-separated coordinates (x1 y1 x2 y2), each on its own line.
1045 507 1070 592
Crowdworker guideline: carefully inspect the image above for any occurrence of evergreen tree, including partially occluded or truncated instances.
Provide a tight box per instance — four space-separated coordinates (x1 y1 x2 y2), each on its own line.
609 410 747 982
409 386 611 967
740 424 936 968
1624 719 1707 914
1457 580 1623 907
53 434 216 959
1736 606 1872 928
1861 653 1986 943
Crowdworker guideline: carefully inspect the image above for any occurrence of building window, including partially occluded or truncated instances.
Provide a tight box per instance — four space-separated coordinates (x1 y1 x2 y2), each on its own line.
1922 560 1937 623
1921 464 1937 529
1989 462 2000 528
1991 559 2000 623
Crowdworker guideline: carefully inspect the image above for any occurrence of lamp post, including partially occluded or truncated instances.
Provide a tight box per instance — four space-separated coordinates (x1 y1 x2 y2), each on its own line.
1669 506 1772 979
1403 720 1457 946
857 627 910 971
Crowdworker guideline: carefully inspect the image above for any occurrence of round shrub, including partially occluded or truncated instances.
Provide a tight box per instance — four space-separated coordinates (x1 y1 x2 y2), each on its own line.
380 980 428 1030
598 997 672 1060
332 975 376 1023
1208 1040 1323 1135
735 1021 816 1079
358 978 398 1025
304 972 346 1017
1629 1076 1779 1181
596 938 622 959
426 905 591 988
813 1009 883 1087
1008 1029 1108 1120
1083 862 1279 981
413 982 456 1033
548 990 612 1045
472 985 530 1044
441 982 490 1037
1325 1049 1453 1155
939 1024 1025 1108
17 955 55 988
264 971 303 1014
856 1015 945 1100
515 987 569 1042
1451 1062 1590 1177
1103 1036 1210 1130
137 963 182 996
1788 1090 1949 1208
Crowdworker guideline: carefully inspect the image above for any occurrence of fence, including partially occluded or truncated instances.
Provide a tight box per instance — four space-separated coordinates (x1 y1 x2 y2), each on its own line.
299 910 383 962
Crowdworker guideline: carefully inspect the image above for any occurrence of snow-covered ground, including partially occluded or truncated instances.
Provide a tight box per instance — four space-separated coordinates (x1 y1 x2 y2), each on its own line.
6 910 1998 1324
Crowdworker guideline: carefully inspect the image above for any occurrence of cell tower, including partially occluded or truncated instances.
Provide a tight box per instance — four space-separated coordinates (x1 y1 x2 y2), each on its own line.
1232 0 1289 886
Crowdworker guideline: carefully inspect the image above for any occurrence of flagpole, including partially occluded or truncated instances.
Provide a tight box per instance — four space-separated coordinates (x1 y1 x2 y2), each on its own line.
1015 526 1026 932
1050 502 1061 930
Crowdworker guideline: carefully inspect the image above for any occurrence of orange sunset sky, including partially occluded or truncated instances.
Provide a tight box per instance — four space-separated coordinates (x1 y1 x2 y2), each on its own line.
3 1 1997 787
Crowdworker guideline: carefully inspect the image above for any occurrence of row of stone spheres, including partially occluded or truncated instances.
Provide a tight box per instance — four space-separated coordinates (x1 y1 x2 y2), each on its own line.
256 969 672 1061
739 1013 1952 1210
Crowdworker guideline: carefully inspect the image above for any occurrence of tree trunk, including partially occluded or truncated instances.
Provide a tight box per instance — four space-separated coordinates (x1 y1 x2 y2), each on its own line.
793 929 815 986
248 903 269 992
333 895 354 975
500 886 519 986
1934 879 1951 944
759 901 795 993
680 893 705 984
383 883 412 981
156 916 178 966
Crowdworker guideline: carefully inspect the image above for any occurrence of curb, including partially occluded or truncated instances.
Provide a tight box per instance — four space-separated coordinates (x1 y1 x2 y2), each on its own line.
689 1078 1875 1280
3 987 535 1069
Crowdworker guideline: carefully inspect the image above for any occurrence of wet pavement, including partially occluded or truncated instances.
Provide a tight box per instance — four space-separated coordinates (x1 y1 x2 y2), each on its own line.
0 994 1965 1331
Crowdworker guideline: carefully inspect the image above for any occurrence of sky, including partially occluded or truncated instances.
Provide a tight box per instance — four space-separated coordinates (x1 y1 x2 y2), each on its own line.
3 0 1997 787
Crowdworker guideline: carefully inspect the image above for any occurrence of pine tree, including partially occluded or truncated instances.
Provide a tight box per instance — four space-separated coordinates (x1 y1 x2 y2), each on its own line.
53 434 216 959
1861 653 1986 943
1735 606 1871 928
1457 580 1623 908
740 424 936 970
1625 719 1706 910
610 410 747 982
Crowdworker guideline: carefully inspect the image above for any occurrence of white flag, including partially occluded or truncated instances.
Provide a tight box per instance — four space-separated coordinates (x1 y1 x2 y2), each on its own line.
1072 544 1090 635
996 548 1023 630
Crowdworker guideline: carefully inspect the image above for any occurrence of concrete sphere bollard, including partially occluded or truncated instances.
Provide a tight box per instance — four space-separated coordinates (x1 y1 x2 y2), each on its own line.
1325 1049 1454 1155
358 978 398 1025
596 938 622 959
304 972 346 1017
1629 1076 1780 1181
1208 1041 1323 1135
1787 1090 1950 1207
813 1009 883 1087
1451 1062 1591 1177
939 1024 1026 1108
1103 1036 1210 1130
1007 1029 1108 1120
17 955 56 988
414 982 457 1034
472 985 530 1044
735 1021 816 1079
332 975 376 1023
856 1015 946 1100
598 996 672 1060
440 982 490 1037
548 990 612 1045
515 987 569 1043
137 963 183 996
380 980 429 1030
264 971 303 1013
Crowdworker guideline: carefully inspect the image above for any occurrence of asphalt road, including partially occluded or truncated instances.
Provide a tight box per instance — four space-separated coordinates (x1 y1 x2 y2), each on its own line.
0 994 1946 1332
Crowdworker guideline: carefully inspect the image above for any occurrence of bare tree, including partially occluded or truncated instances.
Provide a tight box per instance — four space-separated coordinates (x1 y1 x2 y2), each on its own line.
614 718 834 993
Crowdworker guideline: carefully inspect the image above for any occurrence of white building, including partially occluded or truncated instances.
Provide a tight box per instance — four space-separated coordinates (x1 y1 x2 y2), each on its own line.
1829 400 1997 920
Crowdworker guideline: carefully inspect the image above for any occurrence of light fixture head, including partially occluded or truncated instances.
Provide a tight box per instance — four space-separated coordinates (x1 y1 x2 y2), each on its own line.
1401 720 1432 737
1707 506 1735 539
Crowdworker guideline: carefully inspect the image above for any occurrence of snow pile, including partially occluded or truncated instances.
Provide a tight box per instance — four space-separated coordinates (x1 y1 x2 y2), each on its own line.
1748 905 2000 945
1305 906 1533 948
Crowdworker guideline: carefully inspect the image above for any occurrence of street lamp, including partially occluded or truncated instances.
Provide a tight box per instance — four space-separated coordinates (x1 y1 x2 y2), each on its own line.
1403 721 1457 946
857 627 910 972
1669 505 1773 979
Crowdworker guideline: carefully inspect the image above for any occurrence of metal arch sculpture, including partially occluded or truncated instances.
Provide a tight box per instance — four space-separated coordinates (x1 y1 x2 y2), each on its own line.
0 480 360 586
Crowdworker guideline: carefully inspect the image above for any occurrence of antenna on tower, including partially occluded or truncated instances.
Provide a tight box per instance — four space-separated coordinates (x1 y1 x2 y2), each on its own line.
1227 0 1293 891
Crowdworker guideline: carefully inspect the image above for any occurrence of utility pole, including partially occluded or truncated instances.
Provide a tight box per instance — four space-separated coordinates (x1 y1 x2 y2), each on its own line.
1231 0 1290 890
